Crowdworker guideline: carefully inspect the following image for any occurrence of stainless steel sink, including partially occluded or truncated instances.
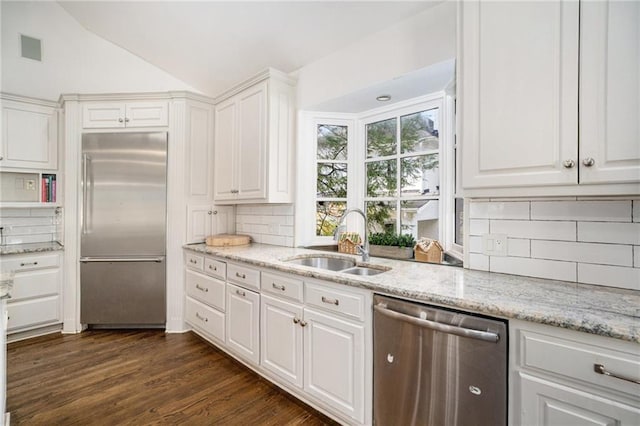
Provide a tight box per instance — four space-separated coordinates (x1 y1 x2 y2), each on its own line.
341 266 387 276
285 256 356 271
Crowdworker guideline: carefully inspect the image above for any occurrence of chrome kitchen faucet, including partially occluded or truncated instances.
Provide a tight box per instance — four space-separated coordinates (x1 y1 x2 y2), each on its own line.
334 208 370 262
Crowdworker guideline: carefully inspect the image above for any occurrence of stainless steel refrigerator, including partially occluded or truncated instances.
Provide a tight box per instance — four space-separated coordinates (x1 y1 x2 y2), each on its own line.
80 132 167 327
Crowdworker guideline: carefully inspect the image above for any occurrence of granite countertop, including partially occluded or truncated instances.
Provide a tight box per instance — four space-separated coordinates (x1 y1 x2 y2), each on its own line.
184 243 640 343
0 241 64 255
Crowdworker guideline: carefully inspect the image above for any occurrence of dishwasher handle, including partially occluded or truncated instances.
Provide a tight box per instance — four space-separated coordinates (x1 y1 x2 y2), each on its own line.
374 304 500 343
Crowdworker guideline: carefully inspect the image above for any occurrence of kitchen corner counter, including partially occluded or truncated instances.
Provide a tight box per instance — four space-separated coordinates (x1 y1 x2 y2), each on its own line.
0 241 64 255
184 243 640 343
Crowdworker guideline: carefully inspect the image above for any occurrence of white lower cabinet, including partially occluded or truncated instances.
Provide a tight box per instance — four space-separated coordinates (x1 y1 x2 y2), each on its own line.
512 320 640 426
226 282 260 366
185 297 225 343
184 256 226 344
3 252 62 336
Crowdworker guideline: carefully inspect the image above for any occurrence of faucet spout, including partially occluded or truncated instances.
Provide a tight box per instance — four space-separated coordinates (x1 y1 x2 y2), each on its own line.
334 208 370 262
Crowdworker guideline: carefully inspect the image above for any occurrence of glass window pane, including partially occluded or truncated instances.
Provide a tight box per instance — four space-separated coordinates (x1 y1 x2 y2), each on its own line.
317 163 347 198
316 201 346 236
455 197 464 246
401 154 439 196
366 118 397 158
401 108 439 154
317 124 348 161
366 201 397 234
366 160 397 197
401 199 439 241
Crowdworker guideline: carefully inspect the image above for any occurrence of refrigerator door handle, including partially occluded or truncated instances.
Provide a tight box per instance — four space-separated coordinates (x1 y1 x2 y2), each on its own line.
80 257 164 263
82 154 91 235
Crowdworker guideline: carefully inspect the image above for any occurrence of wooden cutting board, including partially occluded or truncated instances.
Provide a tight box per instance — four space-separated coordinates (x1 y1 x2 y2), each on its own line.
206 234 251 247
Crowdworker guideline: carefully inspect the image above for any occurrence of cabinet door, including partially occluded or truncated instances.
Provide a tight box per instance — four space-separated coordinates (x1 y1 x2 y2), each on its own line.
518 373 640 426
1 101 57 170
82 103 126 128
226 283 260 365
579 1 640 184
213 99 237 201
236 82 267 200
460 1 579 188
261 294 303 388
304 307 365 424
186 102 214 199
186 204 213 243
125 102 169 128
212 205 235 235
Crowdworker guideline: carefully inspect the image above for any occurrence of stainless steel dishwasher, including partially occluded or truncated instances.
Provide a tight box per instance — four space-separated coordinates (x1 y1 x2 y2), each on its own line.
373 294 507 426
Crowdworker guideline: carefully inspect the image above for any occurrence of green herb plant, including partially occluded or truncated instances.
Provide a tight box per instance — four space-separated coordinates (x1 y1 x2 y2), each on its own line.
368 232 416 248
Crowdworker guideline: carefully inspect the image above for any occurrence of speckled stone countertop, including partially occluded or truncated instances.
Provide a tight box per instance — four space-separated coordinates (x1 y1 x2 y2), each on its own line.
184 243 640 343
0 241 64 255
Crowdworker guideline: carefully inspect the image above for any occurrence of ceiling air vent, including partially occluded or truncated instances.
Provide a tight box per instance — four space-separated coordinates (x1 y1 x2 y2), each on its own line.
20 34 42 61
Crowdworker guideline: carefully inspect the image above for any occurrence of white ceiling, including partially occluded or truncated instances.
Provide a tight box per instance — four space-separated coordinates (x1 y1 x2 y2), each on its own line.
59 1 443 98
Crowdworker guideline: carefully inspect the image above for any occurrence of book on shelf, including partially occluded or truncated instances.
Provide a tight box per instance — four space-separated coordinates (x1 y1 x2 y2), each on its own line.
41 174 57 203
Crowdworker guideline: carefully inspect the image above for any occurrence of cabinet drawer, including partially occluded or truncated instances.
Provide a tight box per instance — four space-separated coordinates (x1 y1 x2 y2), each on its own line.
305 281 366 322
261 271 303 302
204 258 226 280
186 297 225 343
519 329 640 399
10 268 60 302
185 269 225 311
2 253 60 272
7 296 60 332
184 252 204 271
227 262 260 290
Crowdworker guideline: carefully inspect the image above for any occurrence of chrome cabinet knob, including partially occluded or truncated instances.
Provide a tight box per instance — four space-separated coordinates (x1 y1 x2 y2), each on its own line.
125 118 130 123
562 159 575 169
582 157 595 167
118 118 124 123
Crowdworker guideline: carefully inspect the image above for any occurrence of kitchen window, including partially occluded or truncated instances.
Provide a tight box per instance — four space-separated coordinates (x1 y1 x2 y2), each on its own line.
298 93 459 258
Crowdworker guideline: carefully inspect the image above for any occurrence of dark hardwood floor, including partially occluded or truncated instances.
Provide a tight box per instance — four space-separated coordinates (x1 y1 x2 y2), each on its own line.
7 330 339 425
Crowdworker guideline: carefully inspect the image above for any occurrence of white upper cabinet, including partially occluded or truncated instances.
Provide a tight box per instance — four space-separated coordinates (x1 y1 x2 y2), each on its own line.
82 101 168 129
213 69 295 204
186 204 235 244
184 100 215 201
459 1 640 196
579 1 640 184
0 94 58 170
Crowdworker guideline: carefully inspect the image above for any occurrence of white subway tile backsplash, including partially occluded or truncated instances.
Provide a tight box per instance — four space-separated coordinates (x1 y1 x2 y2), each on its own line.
235 203 295 247
633 200 640 222
531 201 631 222
531 240 633 267
0 208 31 217
279 225 294 237
469 219 489 236
490 220 576 241
507 238 530 257
0 208 59 245
635 246 640 268
577 264 640 291
469 202 529 220
468 253 489 271
272 204 294 215
490 257 576 282
469 236 483 253
578 222 640 245
261 235 287 246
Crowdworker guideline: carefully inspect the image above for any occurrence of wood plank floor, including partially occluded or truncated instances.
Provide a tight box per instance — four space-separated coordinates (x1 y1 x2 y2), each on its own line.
7 330 339 425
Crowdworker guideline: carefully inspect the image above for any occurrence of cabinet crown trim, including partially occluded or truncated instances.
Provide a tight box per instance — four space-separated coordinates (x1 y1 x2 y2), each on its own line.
213 67 296 104
1 92 58 108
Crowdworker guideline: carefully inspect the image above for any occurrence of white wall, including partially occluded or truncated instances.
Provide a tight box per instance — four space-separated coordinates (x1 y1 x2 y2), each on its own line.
1 1 195 101
294 1 456 109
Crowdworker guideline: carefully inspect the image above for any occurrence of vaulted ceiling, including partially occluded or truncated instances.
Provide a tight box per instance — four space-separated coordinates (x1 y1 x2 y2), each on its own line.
59 1 443 97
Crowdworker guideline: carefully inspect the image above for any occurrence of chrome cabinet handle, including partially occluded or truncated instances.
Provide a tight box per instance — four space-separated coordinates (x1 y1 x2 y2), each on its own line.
118 118 123 123
562 159 575 169
20 261 38 267
272 283 286 291
293 317 300 324
230 189 239 194
195 284 208 293
322 296 339 306
124 118 130 123
236 289 246 297
235 272 246 279
583 157 595 167
594 363 640 385
0 156 3 160
208 210 218 215
208 265 217 271
299 320 307 327
195 312 208 323
189 259 197 264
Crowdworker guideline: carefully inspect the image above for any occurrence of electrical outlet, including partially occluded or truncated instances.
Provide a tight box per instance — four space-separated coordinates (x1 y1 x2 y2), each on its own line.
481 233 508 256
26 179 36 190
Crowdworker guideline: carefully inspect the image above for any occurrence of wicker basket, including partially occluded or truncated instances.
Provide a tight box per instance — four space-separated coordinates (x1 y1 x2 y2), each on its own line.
337 232 361 255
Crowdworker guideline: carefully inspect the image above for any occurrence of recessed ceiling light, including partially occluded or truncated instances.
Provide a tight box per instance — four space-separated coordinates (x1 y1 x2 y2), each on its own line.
376 95 391 102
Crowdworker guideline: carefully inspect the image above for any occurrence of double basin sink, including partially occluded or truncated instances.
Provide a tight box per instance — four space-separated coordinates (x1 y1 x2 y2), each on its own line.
284 255 390 276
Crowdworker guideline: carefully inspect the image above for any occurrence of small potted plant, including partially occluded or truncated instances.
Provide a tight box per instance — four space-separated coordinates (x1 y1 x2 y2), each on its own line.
368 232 416 260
